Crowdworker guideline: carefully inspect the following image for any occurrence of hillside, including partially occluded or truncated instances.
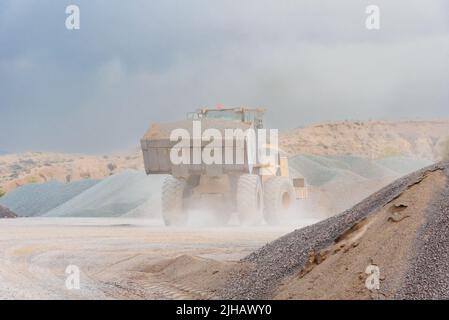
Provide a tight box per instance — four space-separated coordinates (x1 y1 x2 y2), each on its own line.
0 151 143 193
280 120 449 160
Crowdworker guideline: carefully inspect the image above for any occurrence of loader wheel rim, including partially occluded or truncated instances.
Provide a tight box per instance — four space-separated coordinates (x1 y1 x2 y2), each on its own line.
281 191 291 209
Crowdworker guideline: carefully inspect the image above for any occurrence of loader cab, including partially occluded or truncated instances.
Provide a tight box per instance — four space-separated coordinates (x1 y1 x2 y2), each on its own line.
187 107 265 129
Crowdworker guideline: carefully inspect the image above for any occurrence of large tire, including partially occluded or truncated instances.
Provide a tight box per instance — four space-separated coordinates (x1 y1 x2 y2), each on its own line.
236 174 264 225
161 176 187 226
263 176 296 225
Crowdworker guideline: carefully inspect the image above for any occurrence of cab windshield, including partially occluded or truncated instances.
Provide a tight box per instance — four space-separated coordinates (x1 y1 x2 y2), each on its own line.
203 110 243 121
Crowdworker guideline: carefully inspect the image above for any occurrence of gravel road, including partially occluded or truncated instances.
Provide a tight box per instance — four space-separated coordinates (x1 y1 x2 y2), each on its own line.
0 218 306 299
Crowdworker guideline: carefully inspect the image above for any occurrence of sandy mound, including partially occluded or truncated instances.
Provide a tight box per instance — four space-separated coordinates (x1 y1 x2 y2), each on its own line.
0 205 16 218
221 162 449 299
138 255 245 299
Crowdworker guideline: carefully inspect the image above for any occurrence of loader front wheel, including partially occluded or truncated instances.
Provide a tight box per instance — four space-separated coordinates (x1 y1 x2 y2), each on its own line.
162 176 187 226
263 177 296 225
236 174 264 225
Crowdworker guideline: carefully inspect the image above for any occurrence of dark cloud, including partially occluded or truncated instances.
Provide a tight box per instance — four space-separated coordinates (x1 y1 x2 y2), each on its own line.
0 0 448 153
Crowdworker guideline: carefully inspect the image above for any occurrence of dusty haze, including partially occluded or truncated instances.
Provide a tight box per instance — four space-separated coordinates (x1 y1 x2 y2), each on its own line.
1 0 448 153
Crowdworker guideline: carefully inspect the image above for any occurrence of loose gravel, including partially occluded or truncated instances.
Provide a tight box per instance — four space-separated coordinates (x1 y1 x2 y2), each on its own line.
221 162 449 299
395 166 449 299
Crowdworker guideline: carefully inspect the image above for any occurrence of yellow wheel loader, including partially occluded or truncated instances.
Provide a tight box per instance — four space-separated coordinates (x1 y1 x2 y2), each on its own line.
140 107 306 226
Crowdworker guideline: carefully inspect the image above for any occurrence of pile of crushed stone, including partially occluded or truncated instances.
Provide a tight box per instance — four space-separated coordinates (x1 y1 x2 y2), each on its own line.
0 179 98 217
288 155 431 217
0 205 17 218
45 170 164 218
288 155 431 187
221 162 449 300
0 170 164 218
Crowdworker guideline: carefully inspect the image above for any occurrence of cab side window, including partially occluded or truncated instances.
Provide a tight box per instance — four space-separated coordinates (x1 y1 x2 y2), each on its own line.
244 112 256 122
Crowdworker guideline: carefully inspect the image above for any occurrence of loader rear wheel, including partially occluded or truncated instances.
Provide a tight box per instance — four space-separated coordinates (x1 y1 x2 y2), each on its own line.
236 174 264 225
162 176 187 226
263 177 296 225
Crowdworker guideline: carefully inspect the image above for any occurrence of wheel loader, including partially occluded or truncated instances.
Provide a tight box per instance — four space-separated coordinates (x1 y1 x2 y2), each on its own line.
140 107 306 226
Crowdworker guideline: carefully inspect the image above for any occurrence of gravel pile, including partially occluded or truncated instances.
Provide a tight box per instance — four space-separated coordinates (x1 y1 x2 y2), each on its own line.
0 170 164 218
221 162 449 299
0 179 98 217
375 156 432 176
45 170 164 217
395 165 449 299
289 155 430 187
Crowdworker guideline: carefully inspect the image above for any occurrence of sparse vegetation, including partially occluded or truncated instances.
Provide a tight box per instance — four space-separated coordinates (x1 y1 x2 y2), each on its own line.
9 164 23 171
381 146 402 158
19 159 36 166
0 187 5 197
27 176 39 184
107 163 117 172
80 171 91 179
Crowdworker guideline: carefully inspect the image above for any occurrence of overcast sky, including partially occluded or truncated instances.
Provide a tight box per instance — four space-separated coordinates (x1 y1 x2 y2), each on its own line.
1 0 448 153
